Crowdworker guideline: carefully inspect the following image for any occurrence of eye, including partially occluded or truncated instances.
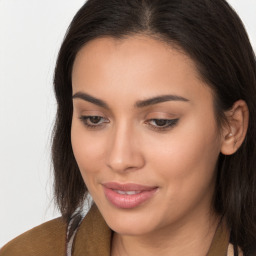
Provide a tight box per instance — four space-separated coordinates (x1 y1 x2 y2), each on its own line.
79 115 109 129
146 118 179 131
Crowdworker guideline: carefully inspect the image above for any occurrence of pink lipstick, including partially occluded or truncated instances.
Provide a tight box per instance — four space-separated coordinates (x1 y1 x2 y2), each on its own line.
102 182 158 209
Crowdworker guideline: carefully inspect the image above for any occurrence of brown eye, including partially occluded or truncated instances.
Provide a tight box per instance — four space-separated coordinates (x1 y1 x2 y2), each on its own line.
146 118 179 131
154 119 169 127
79 115 109 128
89 116 102 124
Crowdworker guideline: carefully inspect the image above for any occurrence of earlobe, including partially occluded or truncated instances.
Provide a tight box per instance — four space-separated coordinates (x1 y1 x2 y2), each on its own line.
220 100 249 155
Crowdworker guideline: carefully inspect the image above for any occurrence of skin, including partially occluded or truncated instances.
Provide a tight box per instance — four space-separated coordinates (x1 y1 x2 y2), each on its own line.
71 35 248 256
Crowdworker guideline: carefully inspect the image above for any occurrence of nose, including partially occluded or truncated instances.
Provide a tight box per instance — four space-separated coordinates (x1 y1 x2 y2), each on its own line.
106 122 145 173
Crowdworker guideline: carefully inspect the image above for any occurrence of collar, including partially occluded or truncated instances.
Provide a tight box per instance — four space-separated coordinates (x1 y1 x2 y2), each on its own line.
72 204 230 256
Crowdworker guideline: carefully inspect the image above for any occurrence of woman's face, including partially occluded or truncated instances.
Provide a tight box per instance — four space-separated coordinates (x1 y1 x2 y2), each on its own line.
71 35 223 236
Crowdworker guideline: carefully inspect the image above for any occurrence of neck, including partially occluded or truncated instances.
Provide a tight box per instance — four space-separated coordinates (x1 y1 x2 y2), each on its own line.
111 211 221 256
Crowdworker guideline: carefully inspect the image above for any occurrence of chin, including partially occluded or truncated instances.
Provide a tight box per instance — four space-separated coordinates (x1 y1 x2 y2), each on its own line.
108 220 156 236
99 203 163 236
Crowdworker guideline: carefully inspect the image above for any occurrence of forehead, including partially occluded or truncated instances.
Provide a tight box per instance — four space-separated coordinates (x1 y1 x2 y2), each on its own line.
72 35 213 106
73 35 196 80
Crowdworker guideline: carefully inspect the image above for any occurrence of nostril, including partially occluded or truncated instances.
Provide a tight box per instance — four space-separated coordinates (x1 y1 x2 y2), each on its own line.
106 148 145 172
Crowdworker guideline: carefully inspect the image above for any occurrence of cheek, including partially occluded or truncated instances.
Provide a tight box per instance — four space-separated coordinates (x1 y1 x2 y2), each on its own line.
71 121 105 178
146 116 221 196
148 132 220 221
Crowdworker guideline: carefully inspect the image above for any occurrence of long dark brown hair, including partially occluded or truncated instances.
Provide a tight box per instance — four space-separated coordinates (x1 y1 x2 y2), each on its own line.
52 0 256 254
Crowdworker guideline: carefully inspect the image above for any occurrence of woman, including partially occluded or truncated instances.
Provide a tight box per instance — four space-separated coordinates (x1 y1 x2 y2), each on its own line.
1 0 256 255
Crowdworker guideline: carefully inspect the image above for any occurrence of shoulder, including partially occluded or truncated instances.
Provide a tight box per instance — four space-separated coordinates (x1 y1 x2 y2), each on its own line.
0 217 67 256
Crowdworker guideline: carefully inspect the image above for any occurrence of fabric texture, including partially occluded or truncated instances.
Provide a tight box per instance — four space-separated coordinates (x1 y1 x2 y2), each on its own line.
0 217 66 256
0 203 239 256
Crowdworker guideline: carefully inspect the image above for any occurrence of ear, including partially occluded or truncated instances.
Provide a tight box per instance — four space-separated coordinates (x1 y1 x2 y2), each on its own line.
220 100 249 155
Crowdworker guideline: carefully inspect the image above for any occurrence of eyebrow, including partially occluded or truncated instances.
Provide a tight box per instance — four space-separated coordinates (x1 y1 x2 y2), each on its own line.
135 94 189 108
72 92 109 109
72 92 189 109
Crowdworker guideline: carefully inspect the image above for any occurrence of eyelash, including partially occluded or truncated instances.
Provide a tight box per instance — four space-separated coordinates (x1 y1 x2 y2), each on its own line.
79 116 109 129
79 116 179 131
145 118 179 131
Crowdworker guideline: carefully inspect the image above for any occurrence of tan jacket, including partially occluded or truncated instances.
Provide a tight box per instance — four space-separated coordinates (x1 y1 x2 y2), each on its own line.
0 204 236 256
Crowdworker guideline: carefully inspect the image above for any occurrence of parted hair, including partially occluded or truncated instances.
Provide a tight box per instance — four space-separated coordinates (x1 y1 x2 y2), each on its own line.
52 0 256 254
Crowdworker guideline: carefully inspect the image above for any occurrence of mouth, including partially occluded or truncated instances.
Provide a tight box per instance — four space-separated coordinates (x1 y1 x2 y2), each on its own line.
102 182 158 209
113 190 142 195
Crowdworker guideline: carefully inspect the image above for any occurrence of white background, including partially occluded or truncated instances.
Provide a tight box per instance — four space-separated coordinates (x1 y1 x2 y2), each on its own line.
0 0 255 247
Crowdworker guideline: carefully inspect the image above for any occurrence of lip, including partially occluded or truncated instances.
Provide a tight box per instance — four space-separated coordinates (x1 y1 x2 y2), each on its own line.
102 182 158 209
